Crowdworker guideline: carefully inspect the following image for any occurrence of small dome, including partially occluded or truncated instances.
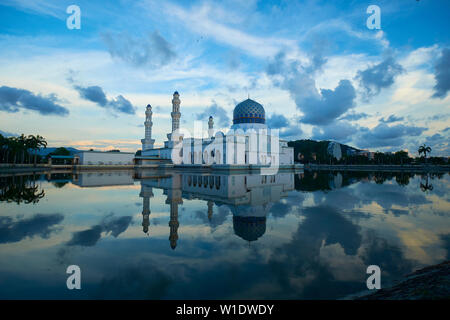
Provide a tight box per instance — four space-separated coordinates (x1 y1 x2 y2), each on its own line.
233 98 265 124
174 91 179 95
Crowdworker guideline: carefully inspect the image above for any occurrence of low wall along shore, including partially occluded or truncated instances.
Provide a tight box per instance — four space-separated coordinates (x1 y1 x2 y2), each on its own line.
1 163 449 174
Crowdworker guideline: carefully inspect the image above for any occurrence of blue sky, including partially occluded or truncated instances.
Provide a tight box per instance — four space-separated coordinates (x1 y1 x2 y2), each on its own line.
0 0 449 155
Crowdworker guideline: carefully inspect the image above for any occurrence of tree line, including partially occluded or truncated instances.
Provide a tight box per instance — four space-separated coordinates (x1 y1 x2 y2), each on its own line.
0 134 47 165
288 140 448 165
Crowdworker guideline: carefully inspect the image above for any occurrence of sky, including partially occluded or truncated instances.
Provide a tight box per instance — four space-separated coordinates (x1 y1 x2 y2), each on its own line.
0 0 449 156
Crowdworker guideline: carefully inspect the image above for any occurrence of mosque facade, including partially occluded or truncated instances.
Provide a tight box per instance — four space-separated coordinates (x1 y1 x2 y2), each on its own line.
140 91 294 167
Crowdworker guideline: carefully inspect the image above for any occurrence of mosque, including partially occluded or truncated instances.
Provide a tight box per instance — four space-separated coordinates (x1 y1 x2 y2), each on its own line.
139 91 294 167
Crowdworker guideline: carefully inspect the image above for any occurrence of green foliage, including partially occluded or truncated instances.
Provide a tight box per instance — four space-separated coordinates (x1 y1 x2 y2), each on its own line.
288 139 448 165
0 133 47 164
48 147 71 156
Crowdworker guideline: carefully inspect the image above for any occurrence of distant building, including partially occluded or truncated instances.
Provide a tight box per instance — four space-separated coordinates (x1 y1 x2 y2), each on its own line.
74 150 134 165
357 150 375 160
327 141 342 160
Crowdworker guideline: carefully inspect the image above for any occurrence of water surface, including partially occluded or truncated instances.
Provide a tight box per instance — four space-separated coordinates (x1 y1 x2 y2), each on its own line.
0 170 449 299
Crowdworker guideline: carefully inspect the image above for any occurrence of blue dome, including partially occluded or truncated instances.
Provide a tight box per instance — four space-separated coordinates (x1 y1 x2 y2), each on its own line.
233 98 265 125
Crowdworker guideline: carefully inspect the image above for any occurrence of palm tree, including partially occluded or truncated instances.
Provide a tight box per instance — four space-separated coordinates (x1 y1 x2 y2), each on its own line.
0 134 6 163
418 144 432 163
18 134 28 164
9 137 21 164
27 135 47 166
35 135 47 165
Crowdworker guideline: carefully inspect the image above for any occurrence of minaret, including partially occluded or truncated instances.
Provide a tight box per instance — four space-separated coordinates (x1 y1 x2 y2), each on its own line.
141 104 155 151
171 91 181 135
208 116 214 138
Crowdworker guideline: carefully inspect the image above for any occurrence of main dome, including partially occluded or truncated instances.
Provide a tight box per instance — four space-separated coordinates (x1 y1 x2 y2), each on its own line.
233 98 265 124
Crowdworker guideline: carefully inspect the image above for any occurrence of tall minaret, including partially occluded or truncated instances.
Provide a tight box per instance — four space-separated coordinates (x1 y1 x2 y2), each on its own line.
171 91 181 135
208 116 214 138
141 104 155 151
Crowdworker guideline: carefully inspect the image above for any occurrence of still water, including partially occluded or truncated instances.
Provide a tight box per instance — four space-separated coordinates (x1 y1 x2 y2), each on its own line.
0 170 449 299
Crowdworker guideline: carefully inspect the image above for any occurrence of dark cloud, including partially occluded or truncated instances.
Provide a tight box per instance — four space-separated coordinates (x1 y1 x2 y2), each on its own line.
74 84 136 115
355 56 404 100
102 31 176 68
379 114 404 123
355 123 426 148
74 85 107 106
339 111 369 121
67 215 133 247
102 216 133 237
267 52 356 125
108 95 135 114
0 214 64 244
312 120 357 143
300 80 356 125
67 225 103 247
426 133 444 143
267 114 289 129
432 48 450 98
196 102 230 127
0 85 69 116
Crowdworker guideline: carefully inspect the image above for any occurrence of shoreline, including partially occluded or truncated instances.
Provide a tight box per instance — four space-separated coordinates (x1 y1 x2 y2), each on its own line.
305 163 450 173
356 260 450 300
0 163 449 174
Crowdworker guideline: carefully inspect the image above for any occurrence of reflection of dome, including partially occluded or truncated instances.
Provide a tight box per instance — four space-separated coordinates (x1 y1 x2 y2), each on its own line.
233 216 266 242
229 204 270 217
233 99 265 124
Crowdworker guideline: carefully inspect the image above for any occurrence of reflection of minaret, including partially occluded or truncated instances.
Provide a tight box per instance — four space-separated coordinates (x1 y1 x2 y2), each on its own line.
140 184 154 234
168 201 179 249
207 200 213 221
166 176 183 249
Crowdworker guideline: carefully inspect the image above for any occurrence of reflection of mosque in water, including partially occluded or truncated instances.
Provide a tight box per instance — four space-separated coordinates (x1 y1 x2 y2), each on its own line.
137 171 295 249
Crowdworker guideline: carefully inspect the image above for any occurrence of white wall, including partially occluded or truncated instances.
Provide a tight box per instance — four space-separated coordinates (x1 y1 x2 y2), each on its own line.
77 152 134 165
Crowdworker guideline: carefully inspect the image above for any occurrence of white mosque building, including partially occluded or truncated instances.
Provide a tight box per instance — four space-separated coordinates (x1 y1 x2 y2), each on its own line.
140 91 294 168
